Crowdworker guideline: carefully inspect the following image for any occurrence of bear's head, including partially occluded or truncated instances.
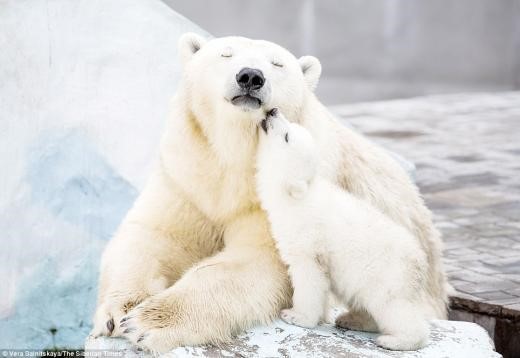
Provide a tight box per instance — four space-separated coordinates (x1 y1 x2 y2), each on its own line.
256 108 318 201
178 33 321 124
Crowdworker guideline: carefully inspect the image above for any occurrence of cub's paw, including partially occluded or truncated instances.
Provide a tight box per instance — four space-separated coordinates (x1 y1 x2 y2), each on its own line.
261 108 280 134
266 107 280 118
280 308 318 328
376 334 427 351
90 294 147 337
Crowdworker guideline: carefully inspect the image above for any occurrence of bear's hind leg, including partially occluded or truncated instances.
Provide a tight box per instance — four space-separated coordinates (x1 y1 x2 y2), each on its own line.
119 212 291 353
91 222 208 338
335 309 378 332
91 172 221 339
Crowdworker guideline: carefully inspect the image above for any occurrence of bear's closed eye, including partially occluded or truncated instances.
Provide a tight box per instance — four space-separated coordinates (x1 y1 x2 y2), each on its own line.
285 133 289 143
221 47 233 58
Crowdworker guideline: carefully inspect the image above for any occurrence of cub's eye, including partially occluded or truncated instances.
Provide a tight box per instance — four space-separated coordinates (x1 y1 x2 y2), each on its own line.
272 61 284 68
284 132 289 143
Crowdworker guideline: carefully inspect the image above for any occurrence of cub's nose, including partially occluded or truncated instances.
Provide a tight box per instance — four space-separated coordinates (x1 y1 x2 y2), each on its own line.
236 68 265 90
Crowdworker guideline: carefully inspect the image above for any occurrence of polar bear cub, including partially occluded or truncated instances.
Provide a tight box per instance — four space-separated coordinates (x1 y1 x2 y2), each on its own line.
255 109 431 351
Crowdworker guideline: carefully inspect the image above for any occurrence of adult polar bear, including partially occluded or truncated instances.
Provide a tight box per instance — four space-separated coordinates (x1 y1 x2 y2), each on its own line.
91 33 448 352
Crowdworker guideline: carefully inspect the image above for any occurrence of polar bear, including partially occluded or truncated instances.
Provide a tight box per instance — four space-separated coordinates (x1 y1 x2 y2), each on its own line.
256 109 433 351
90 33 448 353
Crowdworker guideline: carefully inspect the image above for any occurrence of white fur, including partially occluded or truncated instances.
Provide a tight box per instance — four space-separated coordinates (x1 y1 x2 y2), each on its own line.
91 34 447 353
256 112 432 350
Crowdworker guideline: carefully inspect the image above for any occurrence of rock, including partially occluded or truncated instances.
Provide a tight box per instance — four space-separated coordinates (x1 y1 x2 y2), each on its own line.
85 319 500 357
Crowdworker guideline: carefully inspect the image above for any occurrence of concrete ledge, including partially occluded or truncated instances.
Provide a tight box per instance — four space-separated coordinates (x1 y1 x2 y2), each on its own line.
450 294 520 358
451 294 520 320
85 319 499 357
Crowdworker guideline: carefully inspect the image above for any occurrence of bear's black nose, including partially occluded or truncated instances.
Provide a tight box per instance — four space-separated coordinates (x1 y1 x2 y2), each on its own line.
236 68 265 90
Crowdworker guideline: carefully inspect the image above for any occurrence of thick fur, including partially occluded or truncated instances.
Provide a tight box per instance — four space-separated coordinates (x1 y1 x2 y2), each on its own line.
90 34 448 353
256 112 432 350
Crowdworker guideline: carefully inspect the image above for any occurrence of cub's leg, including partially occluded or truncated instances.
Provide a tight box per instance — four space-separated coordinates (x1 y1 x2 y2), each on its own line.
119 211 291 353
369 299 429 351
91 172 221 338
280 254 329 328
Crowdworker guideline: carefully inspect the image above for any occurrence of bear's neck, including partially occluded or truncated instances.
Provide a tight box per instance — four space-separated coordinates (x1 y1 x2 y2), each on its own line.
205 110 259 167
179 91 261 167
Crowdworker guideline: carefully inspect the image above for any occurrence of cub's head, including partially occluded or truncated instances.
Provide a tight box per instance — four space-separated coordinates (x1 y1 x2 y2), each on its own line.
256 108 318 200
178 33 321 122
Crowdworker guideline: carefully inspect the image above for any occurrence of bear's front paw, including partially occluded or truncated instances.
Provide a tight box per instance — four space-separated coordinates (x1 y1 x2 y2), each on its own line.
119 296 184 353
280 308 318 328
118 312 151 350
90 294 148 338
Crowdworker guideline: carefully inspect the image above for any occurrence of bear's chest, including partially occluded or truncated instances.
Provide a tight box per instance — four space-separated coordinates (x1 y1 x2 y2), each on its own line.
198 164 259 222
169 146 260 223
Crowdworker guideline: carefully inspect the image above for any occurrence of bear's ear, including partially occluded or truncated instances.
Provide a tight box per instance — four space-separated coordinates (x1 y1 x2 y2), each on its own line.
287 180 308 200
298 56 322 91
178 33 207 65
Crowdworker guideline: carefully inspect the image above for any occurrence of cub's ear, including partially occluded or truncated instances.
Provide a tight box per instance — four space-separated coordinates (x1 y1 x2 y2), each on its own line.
298 56 322 91
287 180 308 200
178 33 207 65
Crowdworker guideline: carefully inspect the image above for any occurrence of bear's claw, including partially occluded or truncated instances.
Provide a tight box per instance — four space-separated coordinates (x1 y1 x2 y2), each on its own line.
106 318 114 334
